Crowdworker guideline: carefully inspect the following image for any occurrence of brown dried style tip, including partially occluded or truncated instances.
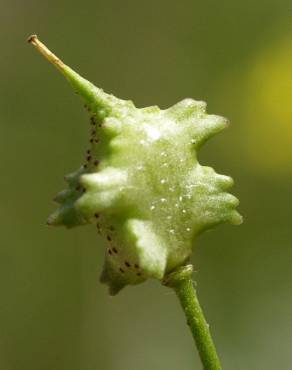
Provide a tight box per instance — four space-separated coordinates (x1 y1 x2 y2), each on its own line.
27 34 38 44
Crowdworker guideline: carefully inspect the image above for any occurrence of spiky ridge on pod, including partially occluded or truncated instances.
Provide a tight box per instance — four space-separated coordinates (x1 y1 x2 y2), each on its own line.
29 36 242 295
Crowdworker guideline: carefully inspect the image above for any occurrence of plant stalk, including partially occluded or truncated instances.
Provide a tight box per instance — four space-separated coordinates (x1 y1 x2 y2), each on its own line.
163 265 222 370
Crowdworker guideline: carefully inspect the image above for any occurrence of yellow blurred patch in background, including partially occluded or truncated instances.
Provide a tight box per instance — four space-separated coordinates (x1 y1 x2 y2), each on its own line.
244 33 292 175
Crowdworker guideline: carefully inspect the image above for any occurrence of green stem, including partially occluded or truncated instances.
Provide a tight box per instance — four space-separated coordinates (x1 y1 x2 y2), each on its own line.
163 265 222 370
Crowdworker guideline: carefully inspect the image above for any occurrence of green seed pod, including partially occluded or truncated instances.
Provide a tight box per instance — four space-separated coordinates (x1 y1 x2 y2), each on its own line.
29 35 242 295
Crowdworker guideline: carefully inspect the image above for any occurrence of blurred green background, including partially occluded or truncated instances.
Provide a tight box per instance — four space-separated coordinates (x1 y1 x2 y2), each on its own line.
1 0 291 369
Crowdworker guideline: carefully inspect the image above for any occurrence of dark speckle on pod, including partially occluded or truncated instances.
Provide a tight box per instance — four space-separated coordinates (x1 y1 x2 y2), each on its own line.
134 264 139 269
86 155 92 161
125 261 131 267
94 160 100 166
113 247 118 254
119 268 125 273
108 249 112 255
107 235 112 241
94 213 100 218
